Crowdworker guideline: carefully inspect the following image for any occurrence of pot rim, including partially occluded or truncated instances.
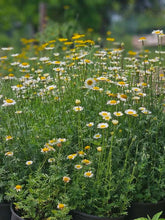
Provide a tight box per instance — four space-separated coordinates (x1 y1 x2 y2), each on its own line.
131 199 165 206
71 210 125 220
10 204 24 220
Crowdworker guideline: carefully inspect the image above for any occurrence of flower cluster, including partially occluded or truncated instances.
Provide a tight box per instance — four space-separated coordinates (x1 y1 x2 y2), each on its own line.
0 29 165 219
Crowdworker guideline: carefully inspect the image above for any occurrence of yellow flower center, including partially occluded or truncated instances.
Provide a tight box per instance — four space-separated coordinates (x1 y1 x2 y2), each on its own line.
6 99 14 103
87 80 93 85
68 155 74 159
100 125 106 128
110 100 117 104
82 159 91 164
93 86 100 90
139 37 146 41
127 111 134 115
17 84 23 88
85 146 90 150
42 147 49 152
118 81 125 85
15 185 22 190
120 94 127 99
48 87 55 90
86 172 92 177
22 62 29 66
58 204 65 209
8 74 14 77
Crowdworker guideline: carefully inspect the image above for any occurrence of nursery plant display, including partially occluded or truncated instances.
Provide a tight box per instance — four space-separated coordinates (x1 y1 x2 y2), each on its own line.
0 30 165 219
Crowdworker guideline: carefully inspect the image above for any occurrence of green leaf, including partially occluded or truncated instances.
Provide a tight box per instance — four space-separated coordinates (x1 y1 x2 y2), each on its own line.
152 211 163 220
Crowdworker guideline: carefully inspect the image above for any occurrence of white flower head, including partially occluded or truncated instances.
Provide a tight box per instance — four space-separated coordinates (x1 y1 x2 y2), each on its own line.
5 151 14 156
26 161 33 166
48 158 55 163
84 78 96 89
75 164 82 169
93 133 102 139
113 111 123 117
97 123 109 129
84 171 94 178
73 106 83 112
2 99 16 106
125 109 137 115
86 122 94 127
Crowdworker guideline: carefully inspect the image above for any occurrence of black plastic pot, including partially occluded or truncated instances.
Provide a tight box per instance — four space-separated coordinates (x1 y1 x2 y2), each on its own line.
0 203 11 220
127 200 165 220
10 205 25 220
71 210 126 220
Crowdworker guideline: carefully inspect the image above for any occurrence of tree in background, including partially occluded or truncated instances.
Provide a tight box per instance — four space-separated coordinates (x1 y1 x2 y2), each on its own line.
0 0 164 46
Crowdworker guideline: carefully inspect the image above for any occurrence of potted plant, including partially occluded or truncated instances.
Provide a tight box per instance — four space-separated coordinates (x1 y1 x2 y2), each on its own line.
127 108 165 219
0 148 13 220
6 165 72 220
66 134 136 219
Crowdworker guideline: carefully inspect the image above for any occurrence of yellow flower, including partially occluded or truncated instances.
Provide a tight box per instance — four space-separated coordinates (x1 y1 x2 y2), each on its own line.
107 100 120 105
5 135 13 141
113 111 123 117
67 154 77 160
48 139 58 145
64 5 70 9
73 106 83 112
26 161 33 166
106 31 111 35
19 62 30 68
112 120 119 125
97 147 102 152
142 109 152 114
58 38 68 42
41 147 50 153
93 133 102 139
87 28 94 32
64 42 73 45
106 38 115 41
15 185 22 192
48 158 55 163
84 146 90 150
97 123 109 129
128 51 137 56
84 171 93 178
138 37 146 41
72 34 85 40
3 99 16 106
99 111 111 117
58 138 66 143
82 159 91 165
63 176 71 183
8 73 15 77
92 86 102 91
78 151 86 157
86 122 94 127
125 109 137 115
117 81 128 87
5 151 14 156
152 30 163 35
139 107 146 111
107 92 117 97
75 164 82 169
57 203 65 209
0 56 8 60
103 115 111 121
75 99 81 105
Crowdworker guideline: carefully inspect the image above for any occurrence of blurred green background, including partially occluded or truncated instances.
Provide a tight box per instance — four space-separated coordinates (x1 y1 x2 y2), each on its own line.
0 0 165 48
